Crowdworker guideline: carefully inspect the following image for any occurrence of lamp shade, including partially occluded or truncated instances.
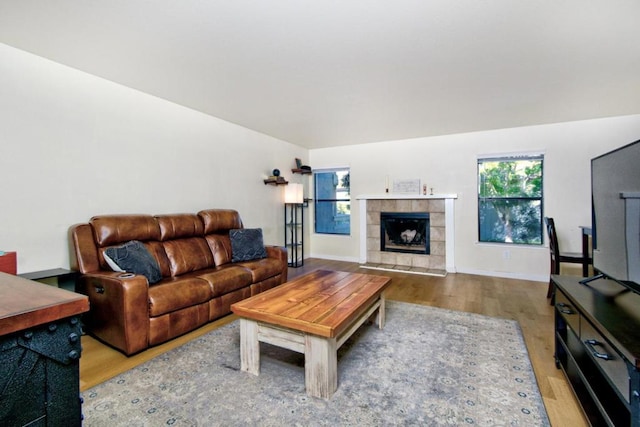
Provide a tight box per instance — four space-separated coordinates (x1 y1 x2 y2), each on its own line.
284 183 304 204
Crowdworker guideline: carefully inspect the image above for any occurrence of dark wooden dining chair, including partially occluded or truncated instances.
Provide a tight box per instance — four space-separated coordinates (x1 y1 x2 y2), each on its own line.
545 217 588 300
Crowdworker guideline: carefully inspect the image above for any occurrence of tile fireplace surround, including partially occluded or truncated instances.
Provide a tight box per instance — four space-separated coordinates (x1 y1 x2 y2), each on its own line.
358 194 457 276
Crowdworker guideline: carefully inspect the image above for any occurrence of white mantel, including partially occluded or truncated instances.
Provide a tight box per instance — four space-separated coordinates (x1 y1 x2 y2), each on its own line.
357 194 458 273
357 194 458 201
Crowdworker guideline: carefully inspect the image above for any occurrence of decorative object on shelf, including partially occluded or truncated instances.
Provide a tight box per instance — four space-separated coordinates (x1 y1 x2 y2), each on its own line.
284 183 304 267
393 179 421 194
292 158 312 175
423 184 427 195
385 175 389 193
264 168 288 185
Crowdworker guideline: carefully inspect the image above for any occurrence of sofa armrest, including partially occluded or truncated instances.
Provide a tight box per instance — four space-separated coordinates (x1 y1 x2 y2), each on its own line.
77 272 150 355
265 245 288 283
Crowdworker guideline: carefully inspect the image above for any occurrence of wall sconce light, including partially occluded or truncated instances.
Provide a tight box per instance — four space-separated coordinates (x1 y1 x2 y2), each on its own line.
284 183 304 204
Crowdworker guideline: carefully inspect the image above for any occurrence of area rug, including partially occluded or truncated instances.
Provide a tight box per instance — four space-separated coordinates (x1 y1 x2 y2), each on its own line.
82 301 550 426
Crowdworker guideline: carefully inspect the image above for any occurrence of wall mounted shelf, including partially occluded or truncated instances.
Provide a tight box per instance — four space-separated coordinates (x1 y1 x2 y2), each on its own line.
292 168 312 175
264 178 288 185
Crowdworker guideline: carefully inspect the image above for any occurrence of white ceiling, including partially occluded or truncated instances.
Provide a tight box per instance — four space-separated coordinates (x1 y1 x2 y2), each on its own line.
1 1 639 148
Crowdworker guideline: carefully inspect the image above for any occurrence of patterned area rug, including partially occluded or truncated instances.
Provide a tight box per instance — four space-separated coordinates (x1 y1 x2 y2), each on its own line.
82 301 550 426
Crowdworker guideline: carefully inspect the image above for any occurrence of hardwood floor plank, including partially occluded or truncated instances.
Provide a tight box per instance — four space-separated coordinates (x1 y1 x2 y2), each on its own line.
80 258 588 426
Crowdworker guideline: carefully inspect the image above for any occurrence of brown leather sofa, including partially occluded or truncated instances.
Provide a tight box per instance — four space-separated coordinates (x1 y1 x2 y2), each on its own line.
70 209 287 355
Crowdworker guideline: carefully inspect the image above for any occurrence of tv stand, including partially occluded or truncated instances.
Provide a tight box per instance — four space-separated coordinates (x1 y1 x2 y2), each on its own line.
579 273 605 285
552 274 640 426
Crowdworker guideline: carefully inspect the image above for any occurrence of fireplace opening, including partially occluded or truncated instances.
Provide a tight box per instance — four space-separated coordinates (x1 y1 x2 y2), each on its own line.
380 212 430 254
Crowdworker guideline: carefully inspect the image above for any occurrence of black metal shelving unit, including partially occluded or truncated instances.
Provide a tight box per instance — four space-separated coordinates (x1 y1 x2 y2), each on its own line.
285 203 303 267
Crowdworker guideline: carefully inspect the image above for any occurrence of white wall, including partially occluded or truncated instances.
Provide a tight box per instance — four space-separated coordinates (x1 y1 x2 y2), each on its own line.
0 44 307 273
309 115 640 281
3 42 639 281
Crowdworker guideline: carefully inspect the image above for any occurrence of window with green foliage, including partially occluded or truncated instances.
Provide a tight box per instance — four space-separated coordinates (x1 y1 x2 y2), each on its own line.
314 168 350 235
478 155 543 244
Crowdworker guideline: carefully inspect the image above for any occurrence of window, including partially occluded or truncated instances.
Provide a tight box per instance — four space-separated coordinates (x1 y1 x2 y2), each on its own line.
478 154 543 244
314 168 350 235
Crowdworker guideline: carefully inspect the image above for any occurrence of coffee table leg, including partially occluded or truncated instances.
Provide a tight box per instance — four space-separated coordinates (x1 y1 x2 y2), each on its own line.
304 335 337 399
240 318 260 375
376 295 386 329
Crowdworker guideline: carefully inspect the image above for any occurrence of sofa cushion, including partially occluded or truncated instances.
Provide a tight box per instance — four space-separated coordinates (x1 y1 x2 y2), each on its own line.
196 266 253 298
156 214 204 241
230 228 267 262
104 240 162 284
162 237 215 276
204 234 233 266
91 215 161 246
198 209 243 234
148 277 211 317
235 257 283 283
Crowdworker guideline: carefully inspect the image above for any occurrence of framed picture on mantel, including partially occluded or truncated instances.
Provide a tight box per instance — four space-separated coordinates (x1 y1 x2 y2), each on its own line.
393 179 421 194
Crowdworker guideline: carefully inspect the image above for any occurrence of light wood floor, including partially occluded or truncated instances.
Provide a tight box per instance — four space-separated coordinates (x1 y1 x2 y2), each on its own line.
80 258 587 426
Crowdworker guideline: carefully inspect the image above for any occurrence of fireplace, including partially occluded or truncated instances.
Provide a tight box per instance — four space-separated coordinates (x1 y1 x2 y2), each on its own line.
358 195 456 274
380 212 430 255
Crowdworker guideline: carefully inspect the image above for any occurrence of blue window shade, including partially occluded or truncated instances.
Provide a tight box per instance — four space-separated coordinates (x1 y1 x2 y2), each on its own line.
314 169 350 235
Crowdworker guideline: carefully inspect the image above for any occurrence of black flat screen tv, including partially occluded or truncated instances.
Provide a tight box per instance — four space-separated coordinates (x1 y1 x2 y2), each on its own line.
590 139 640 294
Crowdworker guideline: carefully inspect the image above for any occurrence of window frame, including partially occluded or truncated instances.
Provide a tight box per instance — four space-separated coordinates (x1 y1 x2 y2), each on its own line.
477 153 544 245
313 167 351 236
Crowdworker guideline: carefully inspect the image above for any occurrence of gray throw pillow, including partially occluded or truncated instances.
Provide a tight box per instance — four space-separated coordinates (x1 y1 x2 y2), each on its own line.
230 228 267 262
104 240 162 284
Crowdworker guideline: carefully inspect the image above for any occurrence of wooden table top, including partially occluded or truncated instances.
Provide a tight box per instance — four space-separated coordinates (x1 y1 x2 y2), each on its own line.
0 272 89 336
231 269 391 338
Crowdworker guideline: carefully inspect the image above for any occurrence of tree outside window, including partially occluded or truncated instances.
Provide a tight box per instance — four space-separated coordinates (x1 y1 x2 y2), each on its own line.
314 169 350 235
478 155 543 244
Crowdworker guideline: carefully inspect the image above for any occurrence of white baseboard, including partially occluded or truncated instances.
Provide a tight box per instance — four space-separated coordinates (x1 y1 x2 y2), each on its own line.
306 254 549 283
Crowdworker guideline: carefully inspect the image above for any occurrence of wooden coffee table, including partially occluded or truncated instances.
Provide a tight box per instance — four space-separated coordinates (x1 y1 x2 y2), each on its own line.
230 269 391 399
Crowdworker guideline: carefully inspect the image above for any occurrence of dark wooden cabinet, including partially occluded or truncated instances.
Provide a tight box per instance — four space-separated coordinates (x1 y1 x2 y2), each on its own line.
0 272 89 426
553 275 640 426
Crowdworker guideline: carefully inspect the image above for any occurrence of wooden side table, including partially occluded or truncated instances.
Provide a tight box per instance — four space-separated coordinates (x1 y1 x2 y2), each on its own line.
0 251 17 274
0 272 89 426
19 268 79 292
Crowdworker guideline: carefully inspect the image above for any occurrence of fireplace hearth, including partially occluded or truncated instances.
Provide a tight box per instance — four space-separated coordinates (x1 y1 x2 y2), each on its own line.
380 212 430 255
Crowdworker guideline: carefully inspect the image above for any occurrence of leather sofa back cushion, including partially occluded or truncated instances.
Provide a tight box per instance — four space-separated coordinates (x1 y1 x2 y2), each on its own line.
205 234 233 266
198 209 243 234
162 237 215 276
156 214 204 241
91 215 161 247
